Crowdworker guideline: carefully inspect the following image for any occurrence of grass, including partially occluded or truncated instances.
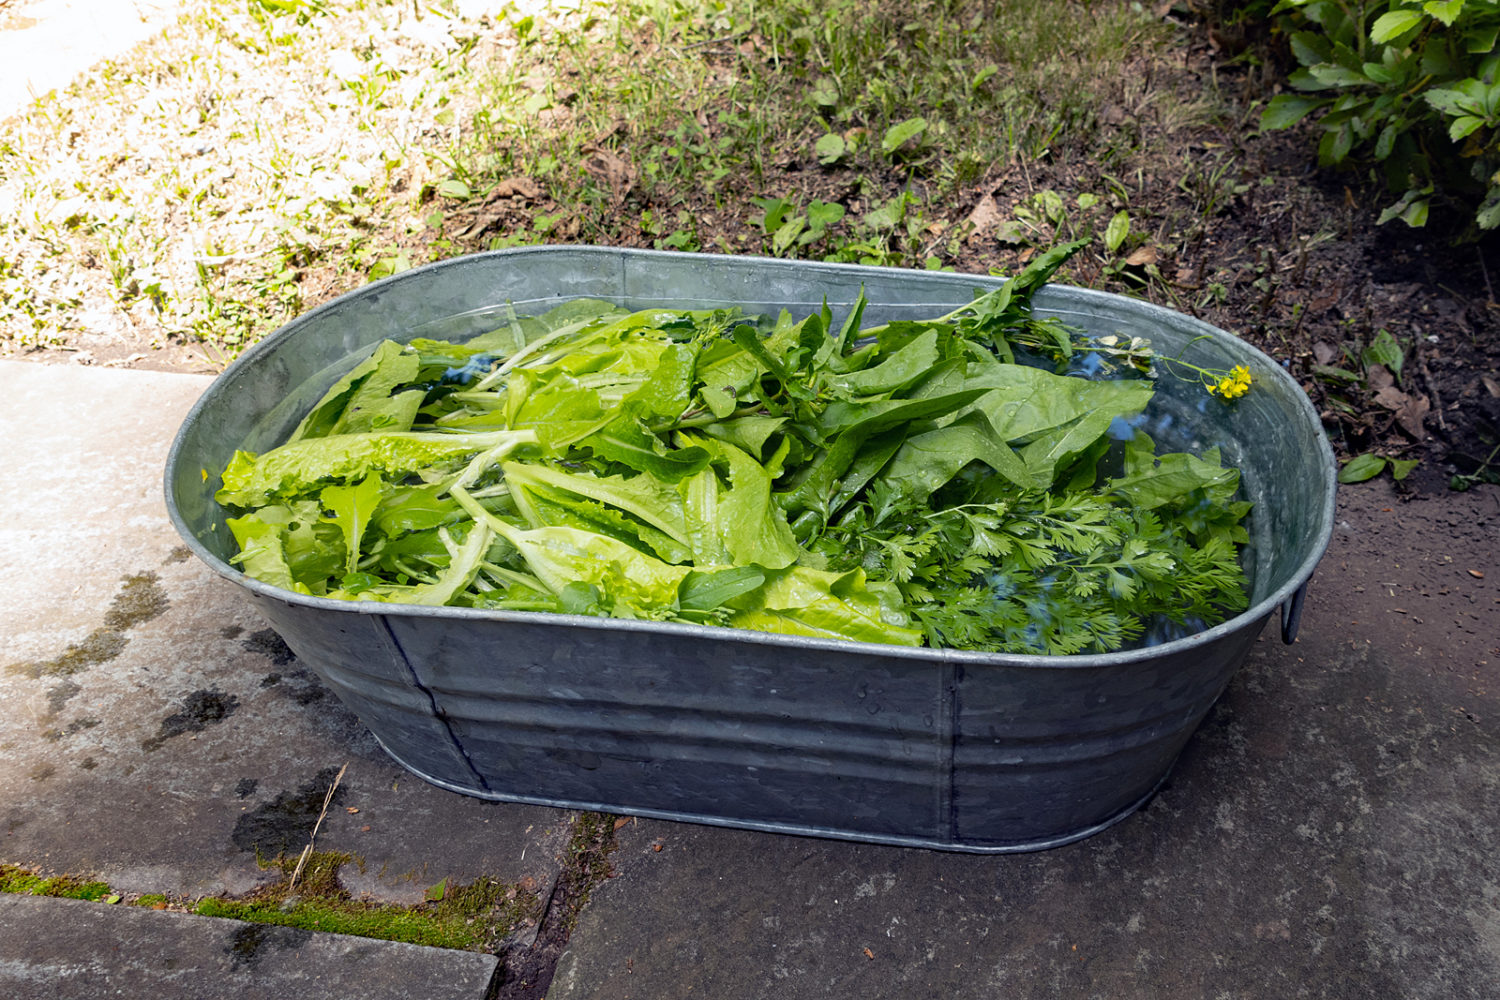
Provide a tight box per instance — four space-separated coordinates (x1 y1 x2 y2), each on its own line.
0 0 1218 362
0 0 491 354
447 0 1196 261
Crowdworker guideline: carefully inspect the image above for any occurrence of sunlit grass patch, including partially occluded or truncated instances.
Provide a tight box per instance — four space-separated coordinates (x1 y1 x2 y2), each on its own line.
0 0 1213 360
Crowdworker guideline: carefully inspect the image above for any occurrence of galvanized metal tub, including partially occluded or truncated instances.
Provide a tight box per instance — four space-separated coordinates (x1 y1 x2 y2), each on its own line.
165 247 1336 852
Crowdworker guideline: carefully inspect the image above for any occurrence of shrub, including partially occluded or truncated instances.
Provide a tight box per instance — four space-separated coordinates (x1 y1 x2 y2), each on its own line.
1260 0 1500 232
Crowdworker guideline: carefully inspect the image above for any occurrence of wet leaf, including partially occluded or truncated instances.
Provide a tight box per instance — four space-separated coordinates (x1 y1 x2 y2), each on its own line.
425 878 447 902
964 192 1003 238
1366 364 1395 391
1394 394 1430 439
582 145 634 205
491 176 542 200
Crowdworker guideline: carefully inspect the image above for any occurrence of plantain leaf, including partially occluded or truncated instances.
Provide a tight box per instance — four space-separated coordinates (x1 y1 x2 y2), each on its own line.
1338 453 1388 483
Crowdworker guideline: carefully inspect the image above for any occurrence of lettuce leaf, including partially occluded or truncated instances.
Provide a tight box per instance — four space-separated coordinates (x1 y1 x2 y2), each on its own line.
217 429 535 507
726 566 923 646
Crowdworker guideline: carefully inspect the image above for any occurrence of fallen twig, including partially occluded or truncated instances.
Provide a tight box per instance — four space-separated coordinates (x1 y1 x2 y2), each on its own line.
288 762 348 891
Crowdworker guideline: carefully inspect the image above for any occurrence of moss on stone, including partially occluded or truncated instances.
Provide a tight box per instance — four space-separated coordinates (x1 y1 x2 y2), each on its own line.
191 850 541 951
0 863 112 901
102 571 169 632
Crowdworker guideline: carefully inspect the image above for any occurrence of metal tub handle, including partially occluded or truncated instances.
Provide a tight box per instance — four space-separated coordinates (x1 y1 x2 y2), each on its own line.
1280 580 1310 645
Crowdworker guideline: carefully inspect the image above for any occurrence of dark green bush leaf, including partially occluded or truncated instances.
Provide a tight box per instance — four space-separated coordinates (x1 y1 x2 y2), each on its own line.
1262 94 1326 130
1399 197 1429 227
1374 122 1398 160
1425 1 1465 28
1289 30 1332 65
1265 0 1500 230
1370 10 1423 44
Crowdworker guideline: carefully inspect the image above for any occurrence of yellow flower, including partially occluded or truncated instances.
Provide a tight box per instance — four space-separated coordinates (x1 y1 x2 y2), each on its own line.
1210 365 1252 400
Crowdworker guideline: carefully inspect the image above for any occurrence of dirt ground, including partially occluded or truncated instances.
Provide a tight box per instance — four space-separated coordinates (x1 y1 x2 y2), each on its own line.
1318 476 1498 699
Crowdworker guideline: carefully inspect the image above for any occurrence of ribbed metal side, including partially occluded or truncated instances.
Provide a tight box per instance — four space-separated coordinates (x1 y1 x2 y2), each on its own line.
949 623 1263 847
165 246 1336 852
386 614 948 840
242 594 490 794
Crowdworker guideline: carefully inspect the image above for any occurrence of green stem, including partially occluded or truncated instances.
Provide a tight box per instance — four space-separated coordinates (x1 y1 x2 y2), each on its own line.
659 404 766 432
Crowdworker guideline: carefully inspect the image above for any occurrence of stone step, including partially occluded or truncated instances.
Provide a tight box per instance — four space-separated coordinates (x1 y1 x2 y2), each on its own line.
0 893 498 1000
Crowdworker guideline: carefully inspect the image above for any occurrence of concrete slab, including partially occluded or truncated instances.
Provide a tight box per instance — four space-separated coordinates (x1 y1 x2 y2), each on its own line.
0 0 187 120
547 482 1500 1000
0 359 572 907
0 893 498 999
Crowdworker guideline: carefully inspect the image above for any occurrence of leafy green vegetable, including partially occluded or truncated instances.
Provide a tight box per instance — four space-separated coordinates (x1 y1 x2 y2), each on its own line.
217 428 536 507
217 249 1252 655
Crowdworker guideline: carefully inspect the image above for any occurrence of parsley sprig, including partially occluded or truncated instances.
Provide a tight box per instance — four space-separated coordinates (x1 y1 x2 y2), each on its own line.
809 464 1249 656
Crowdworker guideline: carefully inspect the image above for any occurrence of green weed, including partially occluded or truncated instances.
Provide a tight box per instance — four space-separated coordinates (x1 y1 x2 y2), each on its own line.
191 848 542 952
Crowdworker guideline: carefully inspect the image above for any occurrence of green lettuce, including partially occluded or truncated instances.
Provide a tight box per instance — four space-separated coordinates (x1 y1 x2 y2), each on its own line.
216 248 1252 654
